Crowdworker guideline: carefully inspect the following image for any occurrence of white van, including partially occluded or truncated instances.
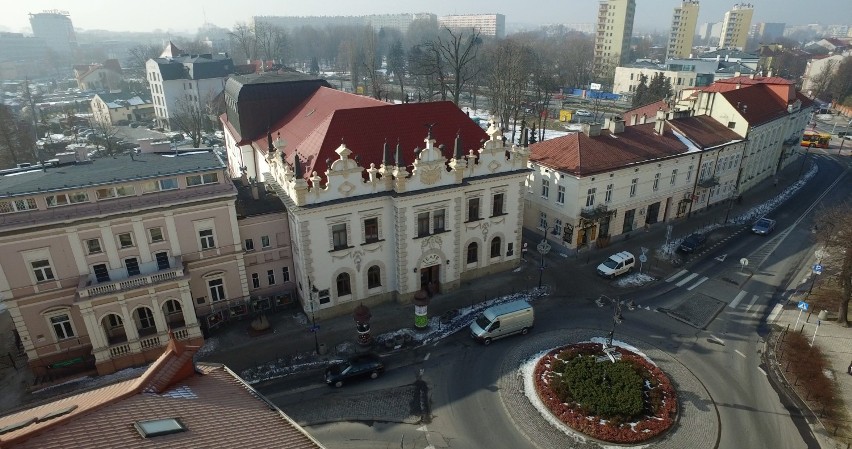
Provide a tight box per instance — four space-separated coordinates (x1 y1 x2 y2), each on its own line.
469 300 534 345
596 251 636 278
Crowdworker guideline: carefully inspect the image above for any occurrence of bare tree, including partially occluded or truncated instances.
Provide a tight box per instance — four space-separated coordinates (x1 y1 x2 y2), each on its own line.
361 26 384 99
813 204 852 327
0 105 30 168
170 92 219 148
485 40 531 137
808 60 837 99
230 22 258 64
255 22 290 66
127 43 163 71
432 28 482 105
386 40 407 101
90 119 122 157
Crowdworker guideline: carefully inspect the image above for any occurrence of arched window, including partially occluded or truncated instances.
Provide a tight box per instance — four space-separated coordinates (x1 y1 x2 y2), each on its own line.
337 272 351 296
134 307 156 335
467 242 478 264
367 266 381 289
490 237 502 258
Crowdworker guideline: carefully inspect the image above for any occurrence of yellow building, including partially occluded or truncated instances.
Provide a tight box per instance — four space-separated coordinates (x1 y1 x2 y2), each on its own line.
719 3 754 50
667 1 700 59
594 0 636 79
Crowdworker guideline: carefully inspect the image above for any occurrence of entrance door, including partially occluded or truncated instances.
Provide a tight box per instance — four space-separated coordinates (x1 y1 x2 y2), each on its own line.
645 202 661 225
420 265 440 296
623 209 635 233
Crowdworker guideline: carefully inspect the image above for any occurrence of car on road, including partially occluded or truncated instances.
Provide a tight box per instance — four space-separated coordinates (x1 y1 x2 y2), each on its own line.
596 251 636 278
678 233 707 253
325 353 385 388
575 109 593 117
751 217 776 235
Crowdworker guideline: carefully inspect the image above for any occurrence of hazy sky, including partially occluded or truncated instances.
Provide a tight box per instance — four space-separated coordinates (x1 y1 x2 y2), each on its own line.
1 0 850 34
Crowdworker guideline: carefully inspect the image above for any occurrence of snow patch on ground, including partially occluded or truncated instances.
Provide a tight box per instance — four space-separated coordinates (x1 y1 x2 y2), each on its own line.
615 273 657 288
194 337 219 359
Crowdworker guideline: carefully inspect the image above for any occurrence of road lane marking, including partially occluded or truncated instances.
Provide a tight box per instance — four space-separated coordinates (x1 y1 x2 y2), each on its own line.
745 295 760 312
666 269 688 282
423 352 430 361
676 273 700 287
767 304 784 323
758 366 767 376
708 334 725 345
735 349 746 358
686 276 709 290
729 290 748 309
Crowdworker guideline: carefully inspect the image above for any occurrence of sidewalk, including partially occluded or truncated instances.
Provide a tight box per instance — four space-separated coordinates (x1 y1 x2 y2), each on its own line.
198 153 818 378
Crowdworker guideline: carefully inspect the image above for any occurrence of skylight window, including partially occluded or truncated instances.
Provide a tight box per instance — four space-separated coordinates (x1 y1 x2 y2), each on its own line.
134 418 187 438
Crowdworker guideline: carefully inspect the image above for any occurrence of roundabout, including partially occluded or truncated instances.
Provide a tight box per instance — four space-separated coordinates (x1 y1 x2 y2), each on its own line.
497 329 718 449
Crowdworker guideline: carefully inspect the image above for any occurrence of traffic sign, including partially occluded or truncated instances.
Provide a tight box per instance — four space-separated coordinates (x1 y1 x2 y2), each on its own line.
639 254 648 263
797 301 809 311
739 258 749 266
813 264 823 275
309 325 321 333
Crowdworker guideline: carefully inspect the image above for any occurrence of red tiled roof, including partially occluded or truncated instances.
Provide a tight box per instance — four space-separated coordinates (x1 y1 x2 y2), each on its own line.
248 89 488 182
622 100 669 126
668 115 743 149
0 336 324 449
529 123 689 176
720 84 790 126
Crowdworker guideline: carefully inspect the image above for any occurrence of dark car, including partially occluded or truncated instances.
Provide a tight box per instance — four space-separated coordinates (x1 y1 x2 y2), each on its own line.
751 217 776 235
325 353 385 388
678 233 707 253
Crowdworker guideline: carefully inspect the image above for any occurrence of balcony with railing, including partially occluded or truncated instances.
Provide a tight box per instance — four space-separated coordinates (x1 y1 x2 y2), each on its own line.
77 256 186 300
580 204 611 220
697 176 720 189
97 325 196 362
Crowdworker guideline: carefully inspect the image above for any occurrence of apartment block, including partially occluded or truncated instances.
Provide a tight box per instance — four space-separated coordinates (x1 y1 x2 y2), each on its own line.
439 14 506 38
667 1 700 60
594 0 637 79
719 3 754 49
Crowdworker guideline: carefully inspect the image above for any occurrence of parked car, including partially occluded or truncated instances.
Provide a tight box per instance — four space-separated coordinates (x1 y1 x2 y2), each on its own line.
678 233 707 253
596 251 636 278
129 122 141 128
751 217 776 235
116 120 130 126
325 353 385 388
575 109 593 117
469 300 534 345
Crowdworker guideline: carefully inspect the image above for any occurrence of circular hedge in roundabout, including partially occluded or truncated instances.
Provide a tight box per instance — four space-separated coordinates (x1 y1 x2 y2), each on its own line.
533 342 677 443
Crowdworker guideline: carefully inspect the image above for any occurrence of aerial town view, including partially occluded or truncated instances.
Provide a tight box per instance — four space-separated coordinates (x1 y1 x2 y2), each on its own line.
0 0 851 447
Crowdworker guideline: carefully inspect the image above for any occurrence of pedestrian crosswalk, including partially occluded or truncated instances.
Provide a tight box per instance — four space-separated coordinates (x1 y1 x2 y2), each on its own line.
665 269 763 313
665 270 708 291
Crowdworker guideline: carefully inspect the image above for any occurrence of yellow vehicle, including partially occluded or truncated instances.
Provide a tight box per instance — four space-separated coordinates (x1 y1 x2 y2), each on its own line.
800 131 830 148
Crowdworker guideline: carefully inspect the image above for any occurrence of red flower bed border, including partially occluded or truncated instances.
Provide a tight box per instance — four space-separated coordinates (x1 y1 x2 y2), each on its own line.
533 343 678 444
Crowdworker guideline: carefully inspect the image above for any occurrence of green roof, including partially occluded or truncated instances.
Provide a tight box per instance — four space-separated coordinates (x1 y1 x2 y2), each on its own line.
0 151 225 198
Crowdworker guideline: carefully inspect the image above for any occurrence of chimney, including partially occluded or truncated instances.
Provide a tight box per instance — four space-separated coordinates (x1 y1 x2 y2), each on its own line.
608 118 625 134
630 114 637 126
582 123 602 137
640 114 648 124
767 68 773 77
654 108 666 135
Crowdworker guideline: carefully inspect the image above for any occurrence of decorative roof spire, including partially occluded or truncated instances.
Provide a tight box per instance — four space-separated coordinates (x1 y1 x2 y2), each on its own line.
382 139 391 166
395 139 404 167
454 132 463 159
424 122 435 140
267 130 274 153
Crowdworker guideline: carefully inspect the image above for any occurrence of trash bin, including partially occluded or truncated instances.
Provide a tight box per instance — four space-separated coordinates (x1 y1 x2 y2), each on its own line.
818 310 828 320
318 343 327 355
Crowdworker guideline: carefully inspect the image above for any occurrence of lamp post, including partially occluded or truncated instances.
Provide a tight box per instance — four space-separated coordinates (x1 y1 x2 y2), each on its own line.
536 225 557 289
838 119 852 155
798 143 814 179
596 295 625 347
307 278 320 355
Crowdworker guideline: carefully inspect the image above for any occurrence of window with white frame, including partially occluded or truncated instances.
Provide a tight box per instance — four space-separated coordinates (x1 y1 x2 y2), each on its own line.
364 217 379 243
118 232 134 248
186 172 219 187
467 197 481 221
141 178 179 193
199 229 215 250
687 165 693 181
554 218 563 236
95 185 135 200
539 212 547 229
331 223 348 250
433 209 445 232
208 278 226 302
318 289 331 304
367 265 381 288
553 185 563 205
541 179 549 198
417 212 431 237
267 269 275 285
155 251 170 270
93 263 110 283
85 238 102 254
0 198 37 214
605 184 613 203
48 312 75 340
29 258 54 282
261 235 270 248
630 178 638 197
492 193 504 216
585 188 596 207
282 266 290 282
670 169 678 185
148 227 164 243
45 191 89 207
125 257 140 277
244 238 254 251
336 273 351 296
653 173 661 191
251 273 260 288
137 307 156 330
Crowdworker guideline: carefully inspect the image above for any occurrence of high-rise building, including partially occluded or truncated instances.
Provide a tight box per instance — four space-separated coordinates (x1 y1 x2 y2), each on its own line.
438 14 506 38
593 0 636 80
719 3 754 50
28 10 77 58
666 1 700 59
254 13 437 32
752 22 786 43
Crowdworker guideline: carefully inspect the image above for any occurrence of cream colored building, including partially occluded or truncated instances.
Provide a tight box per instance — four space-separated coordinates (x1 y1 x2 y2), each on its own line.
525 114 743 251
0 150 295 377
594 0 636 78
90 92 154 125
667 1 700 60
613 64 699 97
438 14 506 38
719 3 754 50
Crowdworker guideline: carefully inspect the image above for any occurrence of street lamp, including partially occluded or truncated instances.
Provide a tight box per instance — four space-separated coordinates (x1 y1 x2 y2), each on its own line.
797 143 814 179
596 295 627 347
307 278 320 355
536 225 558 289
